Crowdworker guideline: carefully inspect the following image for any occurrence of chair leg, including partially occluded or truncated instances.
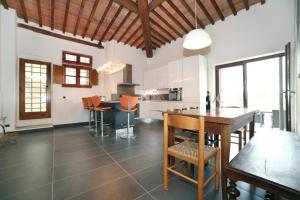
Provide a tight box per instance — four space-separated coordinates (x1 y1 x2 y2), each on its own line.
238 131 242 151
243 126 247 145
101 111 104 137
191 164 195 177
215 148 220 191
197 165 204 200
88 110 91 128
127 112 130 137
184 161 188 176
95 111 98 132
163 153 168 191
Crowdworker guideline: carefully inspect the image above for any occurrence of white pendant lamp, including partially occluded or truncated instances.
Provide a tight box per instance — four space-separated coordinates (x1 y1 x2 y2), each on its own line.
183 0 212 50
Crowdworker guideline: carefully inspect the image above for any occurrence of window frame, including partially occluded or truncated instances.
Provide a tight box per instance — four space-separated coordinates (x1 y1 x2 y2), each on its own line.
19 58 51 120
62 51 93 67
62 65 92 88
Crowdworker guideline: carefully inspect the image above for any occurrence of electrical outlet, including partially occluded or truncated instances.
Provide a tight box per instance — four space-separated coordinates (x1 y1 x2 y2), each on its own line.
5 124 10 127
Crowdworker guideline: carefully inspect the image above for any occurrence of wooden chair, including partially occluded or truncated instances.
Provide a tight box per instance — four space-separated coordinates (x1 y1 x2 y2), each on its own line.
163 113 220 200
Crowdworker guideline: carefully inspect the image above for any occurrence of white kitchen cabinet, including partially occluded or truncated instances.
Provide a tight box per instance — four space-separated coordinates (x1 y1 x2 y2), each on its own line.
143 69 155 90
156 65 168 89
168 59 182 88
182 55 207 110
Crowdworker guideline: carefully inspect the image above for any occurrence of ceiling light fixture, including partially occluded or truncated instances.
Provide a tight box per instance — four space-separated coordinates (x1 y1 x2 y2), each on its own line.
183 0 212 49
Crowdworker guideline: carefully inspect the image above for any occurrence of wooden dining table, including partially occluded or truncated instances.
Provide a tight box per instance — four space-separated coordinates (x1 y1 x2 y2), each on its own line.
165 108 257 200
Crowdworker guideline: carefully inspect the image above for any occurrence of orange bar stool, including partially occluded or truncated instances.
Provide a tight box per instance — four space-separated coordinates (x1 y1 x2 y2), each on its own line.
119 95 138 139
87 97 95 129
81 97 92 128
91 96 111 136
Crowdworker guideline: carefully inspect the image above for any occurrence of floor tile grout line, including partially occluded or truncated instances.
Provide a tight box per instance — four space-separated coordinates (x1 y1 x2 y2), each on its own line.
51 129 55 200
88 133 158 200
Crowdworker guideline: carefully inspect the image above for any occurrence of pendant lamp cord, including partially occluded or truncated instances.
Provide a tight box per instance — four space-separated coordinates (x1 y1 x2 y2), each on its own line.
194 0 197 29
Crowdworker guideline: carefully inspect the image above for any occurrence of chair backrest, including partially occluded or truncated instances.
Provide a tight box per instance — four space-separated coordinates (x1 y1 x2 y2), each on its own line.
82 97 89 109
91 96 101 107
87 97 94 108
120 95 139 111
163 113 205 164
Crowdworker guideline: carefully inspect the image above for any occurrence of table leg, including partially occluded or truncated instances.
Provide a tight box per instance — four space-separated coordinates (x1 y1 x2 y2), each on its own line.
221 125 230 200
249 115 255 139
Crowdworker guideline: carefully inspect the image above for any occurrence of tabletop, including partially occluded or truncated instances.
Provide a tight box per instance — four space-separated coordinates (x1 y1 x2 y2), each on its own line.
228 130 300 195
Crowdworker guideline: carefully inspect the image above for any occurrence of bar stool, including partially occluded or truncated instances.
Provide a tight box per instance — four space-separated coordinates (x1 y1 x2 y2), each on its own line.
119 95 138 139
87 97 95 129
82 97 92 129
91 96 111 136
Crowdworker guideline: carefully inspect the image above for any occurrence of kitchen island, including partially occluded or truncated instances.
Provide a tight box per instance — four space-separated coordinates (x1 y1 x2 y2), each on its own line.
101 101 135 130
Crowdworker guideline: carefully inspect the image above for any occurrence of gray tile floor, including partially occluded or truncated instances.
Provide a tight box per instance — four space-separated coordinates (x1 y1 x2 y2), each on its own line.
0 119 282 200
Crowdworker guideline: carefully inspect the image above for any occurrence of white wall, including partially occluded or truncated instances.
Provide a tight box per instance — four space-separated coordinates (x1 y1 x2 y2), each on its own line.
296 1 300 135
0 7 17 132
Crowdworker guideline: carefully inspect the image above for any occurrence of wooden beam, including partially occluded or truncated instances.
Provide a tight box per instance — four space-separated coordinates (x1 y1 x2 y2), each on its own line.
243 0 249 10
92 0 113 41
149 0 166 11
227 0 237 16
125 25 142 44
261 0 265 4
18 23 104 49
112 0 137 13
131 33 143 47
166 0 194 29
136 40 144 49
99 5 123 43
151 10 182 37
180 0 204 29
1 0 8 9
150 18 176 40
19 0 28 23
138 0 153 57
109 11 132 41
152 40 160 48
210 0 224 21
62 0 70 33
159 4 188 33
82 0 100 38
36 0 42 27
118 15 139 42
74 0 86 36
152 34 164 45
196 0 214 25
152 28 170 43
51 0 55 30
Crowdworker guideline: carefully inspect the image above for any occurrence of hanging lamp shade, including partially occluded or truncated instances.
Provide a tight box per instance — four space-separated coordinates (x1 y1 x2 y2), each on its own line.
183 29 212 50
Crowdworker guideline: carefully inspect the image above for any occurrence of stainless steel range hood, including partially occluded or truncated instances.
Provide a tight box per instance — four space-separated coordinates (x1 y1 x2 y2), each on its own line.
117 64 140 87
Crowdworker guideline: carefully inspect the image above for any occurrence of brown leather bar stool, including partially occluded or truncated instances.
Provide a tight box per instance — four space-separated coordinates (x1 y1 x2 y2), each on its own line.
82 97 93 129
87 97 95 128
119 95 138 139
91 96 111 136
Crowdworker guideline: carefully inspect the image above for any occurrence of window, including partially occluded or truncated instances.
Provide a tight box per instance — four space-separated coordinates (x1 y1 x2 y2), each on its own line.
19 59 51 120
62 51 93 88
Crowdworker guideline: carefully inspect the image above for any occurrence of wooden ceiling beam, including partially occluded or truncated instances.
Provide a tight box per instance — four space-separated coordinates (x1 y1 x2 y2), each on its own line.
152 28 170 43
243 0 249 10
152 34 164 45
210 0 224 21
131 33 143 47
74 0 86 36
51 0 55 30
166 0 194 29
151 10 182 37
125 25 142 44
180 0 204 29
136 40 144 49
82 0 100 38
37 0 42 27
152 40 160 48
109 11 132 41
159 4 188 33
112 0 138 13
118 15 139 42
99 5 123 43
227 0 237 16
150 18 176 40
138 0 153 58
62 0 70 33
1 0 8 9
149 0 166 11
92 0 113 41
18 23 104 49
19 0 28 23
261 0 265 4
196 0 215 25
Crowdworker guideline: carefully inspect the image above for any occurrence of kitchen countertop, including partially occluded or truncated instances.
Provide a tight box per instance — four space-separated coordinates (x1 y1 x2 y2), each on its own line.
142 100 182 102
102 101 120 104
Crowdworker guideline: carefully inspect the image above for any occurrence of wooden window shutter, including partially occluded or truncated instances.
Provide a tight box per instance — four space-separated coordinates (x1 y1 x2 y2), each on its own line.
53 65 64 84
91 69 99 85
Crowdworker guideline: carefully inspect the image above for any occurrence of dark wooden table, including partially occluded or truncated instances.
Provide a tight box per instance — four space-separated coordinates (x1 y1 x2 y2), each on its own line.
166 108 257 200
226 130 300 200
